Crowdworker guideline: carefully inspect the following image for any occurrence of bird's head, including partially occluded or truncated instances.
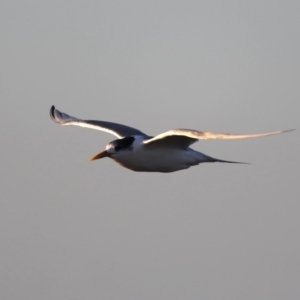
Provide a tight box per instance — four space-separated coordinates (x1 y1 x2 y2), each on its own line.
90 136 135 161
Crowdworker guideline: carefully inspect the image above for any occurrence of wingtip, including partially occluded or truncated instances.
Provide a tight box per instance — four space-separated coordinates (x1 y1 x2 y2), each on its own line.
284 129 296 133
50 105 55 119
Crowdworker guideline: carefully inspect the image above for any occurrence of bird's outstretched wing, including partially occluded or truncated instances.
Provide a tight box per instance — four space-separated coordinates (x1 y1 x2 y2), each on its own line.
143 128 295 149
50 106 147 138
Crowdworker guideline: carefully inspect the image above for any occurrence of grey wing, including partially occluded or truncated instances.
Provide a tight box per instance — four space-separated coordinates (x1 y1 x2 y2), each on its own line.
50 106 147 138
143 128 295 148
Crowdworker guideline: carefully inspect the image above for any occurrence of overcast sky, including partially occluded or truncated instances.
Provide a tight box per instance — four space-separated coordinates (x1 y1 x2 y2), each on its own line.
1 1 300 299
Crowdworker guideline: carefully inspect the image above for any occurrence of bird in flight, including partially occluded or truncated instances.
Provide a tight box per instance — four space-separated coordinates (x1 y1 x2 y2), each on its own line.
50 106 293 173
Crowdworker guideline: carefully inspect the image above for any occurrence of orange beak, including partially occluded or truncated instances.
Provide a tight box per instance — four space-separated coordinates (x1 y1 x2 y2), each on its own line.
90 150 111 161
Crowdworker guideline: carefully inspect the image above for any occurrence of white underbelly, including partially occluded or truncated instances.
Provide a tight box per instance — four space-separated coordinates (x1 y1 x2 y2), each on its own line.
112 148 203 172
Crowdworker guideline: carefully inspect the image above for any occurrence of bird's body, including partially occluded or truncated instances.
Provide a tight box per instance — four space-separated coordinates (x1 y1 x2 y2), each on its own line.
111 137 204 172
50 106 294 173
109 136 241 172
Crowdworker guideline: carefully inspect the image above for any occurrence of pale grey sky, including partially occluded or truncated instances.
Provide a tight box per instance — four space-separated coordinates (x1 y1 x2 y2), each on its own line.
1 1 299 299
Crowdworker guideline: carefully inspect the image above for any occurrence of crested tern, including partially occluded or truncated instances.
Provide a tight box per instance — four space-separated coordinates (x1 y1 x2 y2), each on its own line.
50 106 294 173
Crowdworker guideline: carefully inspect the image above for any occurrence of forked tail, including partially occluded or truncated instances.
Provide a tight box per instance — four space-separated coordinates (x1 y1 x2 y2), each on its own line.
207 156 250 165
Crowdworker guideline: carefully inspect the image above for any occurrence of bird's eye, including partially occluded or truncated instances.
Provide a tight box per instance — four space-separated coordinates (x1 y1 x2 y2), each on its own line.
115 146 121 151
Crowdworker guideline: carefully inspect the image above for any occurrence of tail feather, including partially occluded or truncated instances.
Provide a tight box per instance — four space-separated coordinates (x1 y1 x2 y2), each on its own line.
207 156 250 165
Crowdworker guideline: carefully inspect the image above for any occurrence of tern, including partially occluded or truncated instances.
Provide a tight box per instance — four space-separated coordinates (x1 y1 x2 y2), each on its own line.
50 106 293 173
